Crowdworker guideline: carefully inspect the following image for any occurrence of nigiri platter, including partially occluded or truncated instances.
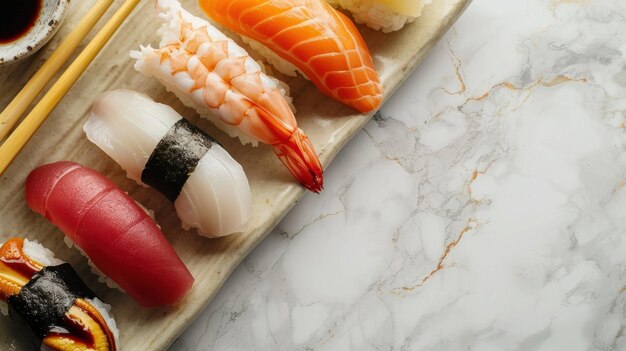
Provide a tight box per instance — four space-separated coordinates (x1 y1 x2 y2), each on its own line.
0 0 468 349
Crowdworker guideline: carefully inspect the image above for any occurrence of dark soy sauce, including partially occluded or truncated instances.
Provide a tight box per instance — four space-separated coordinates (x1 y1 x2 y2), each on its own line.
0 0 42 44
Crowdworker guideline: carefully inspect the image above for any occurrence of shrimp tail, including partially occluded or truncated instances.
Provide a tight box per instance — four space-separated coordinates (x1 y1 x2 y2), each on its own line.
273 129 323 193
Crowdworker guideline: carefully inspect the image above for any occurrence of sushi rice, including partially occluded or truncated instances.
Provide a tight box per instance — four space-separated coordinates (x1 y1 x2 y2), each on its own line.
63 237 125 292
84 297 120 349
22 238 64 267
240 37 302 78
0 240 120 349
326 0 433 32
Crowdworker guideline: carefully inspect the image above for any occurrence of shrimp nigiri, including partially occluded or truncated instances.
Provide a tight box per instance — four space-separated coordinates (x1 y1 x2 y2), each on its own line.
199 0 384 113
132 0 323 192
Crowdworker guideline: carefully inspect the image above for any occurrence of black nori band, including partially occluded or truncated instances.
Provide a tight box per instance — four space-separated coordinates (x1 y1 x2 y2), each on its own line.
141 118 217 202
8 264 96 343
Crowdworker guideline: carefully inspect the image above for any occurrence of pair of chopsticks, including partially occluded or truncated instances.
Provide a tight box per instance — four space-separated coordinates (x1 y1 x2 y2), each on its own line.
0 0 142 176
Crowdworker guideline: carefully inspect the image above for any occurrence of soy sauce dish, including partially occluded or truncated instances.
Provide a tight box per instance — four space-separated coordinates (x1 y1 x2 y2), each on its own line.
0 0 68 66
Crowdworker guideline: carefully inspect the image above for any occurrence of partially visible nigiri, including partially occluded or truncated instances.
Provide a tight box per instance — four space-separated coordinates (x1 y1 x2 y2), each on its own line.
85 89 253 237
132 0 323 193
326 0 432 32
26 161 194 307
0 237 119 350
199 0 383 113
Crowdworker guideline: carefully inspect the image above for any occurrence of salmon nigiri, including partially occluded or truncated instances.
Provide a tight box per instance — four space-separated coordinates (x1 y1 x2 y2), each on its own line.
199 0 383 113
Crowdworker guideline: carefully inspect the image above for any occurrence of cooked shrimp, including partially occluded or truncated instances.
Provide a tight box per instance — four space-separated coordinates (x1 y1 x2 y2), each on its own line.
133 0 323 192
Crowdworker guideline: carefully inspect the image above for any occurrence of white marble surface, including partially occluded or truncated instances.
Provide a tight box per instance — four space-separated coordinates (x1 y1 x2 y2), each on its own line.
171 0 626 349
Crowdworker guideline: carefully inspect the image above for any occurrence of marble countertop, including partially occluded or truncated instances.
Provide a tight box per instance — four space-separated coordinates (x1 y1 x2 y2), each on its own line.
171 0 626 349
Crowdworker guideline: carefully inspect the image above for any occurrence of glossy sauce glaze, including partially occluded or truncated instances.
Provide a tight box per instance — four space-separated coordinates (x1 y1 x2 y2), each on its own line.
0 0 42 44
0 238 41 300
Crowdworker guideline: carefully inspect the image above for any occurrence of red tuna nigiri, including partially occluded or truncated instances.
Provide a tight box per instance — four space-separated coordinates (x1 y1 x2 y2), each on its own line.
25 161 194 307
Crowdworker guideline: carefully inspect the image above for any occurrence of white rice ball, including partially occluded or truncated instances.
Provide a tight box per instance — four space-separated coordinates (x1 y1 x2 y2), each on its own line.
326 0 432 32
22 239 63 267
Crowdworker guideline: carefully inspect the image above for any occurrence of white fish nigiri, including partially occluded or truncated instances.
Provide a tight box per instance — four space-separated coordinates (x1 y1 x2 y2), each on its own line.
84 89 252 237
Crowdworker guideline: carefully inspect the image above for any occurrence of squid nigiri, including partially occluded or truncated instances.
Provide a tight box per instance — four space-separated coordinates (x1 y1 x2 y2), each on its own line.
199 0 384 113
326 0 432 32
0 238 118 350
132 0 323 192
26 161 194 307
85 89 252 237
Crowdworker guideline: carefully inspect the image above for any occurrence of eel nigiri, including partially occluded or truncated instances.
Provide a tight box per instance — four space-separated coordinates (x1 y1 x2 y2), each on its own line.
0 238 118 350
326 0 432 32
132 0 323 193
26 161 194 307
85 89 252 237
199 0 384 113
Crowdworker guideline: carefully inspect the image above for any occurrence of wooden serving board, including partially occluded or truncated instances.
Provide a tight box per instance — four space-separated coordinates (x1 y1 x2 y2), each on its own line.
0 0 469 349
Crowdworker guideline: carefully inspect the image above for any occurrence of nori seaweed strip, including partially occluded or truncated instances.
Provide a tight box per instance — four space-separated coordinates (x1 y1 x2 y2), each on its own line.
141 118 217 202
8 264 96 345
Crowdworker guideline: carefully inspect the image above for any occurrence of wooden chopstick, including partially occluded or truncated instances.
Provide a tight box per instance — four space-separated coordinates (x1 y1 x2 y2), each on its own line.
0 0 114 143
0 0 142 176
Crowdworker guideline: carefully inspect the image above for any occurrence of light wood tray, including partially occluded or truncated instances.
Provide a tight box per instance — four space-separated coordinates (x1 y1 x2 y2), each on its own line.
0 0 469 349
